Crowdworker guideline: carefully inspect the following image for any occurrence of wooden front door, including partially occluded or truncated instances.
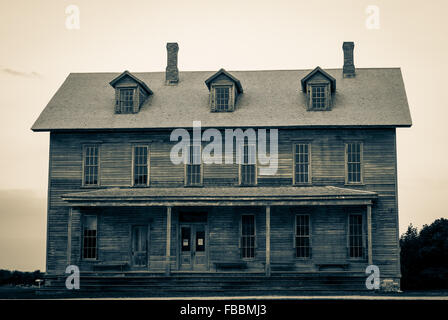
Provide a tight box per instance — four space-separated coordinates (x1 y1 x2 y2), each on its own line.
180 224 207 271
131 225 148 268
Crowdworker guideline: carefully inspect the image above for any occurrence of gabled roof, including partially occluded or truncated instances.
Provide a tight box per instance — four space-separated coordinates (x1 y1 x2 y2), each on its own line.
31 68 412 131
109 70 153 95
204 68 244 94
301 66 337 93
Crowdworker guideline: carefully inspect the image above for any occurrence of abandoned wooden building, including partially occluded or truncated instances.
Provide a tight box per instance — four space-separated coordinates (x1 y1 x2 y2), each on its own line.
32 42 412 293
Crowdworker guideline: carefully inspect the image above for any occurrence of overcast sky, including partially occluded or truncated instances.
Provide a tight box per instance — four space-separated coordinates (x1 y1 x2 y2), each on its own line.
0 0 447 271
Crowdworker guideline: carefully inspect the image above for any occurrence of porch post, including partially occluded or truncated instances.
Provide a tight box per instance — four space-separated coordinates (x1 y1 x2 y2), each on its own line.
67 208 73 265
367 204 373 265
165 206 172 275
265 205 271 277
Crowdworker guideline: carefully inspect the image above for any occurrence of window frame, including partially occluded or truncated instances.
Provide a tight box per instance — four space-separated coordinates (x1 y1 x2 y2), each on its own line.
345 142 364 185
294 214 312 259
82 214 98 261
184 143 203 187
306 82 331 111
292 142 312 185
118 87 136 114
347 212 366 260
211 84 234 112
82 144 101 187
239 214 257 260
214 86 231 111
132 144 150 187
238 143 258 186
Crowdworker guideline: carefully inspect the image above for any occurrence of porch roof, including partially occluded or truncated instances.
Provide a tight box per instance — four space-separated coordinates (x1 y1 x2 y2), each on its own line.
61 186 377 207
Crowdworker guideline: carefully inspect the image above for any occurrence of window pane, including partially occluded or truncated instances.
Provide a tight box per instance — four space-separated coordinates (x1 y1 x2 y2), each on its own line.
295 215 311 258
346 143 362 183
295 144 310 183
241 215 255 258
84 145 99 186
83 215 97 259
311 85 326 109
134 146 148 186
349 214 363 258
120 89 134 113
215 87 230 111
241 144 256 185
181 227 191 252
185 144 202 186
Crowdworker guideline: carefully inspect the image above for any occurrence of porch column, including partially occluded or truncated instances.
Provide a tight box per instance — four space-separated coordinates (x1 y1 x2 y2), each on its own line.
265 206 271 277
367 204 373 265
165 206 172 275
67 208 73 265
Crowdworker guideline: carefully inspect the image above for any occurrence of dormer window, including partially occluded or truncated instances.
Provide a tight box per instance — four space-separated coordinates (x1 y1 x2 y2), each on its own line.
119 88 134 113
308 82 331 110
109 71 153 114
205 69 243 112
311 85 326 109
215 86 230 111
301 67 336 111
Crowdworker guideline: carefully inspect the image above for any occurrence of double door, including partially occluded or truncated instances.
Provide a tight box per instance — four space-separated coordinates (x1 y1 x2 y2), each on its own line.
179 224 207 271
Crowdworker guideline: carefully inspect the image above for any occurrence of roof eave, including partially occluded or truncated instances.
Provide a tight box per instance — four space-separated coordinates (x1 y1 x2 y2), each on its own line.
30 123 413 132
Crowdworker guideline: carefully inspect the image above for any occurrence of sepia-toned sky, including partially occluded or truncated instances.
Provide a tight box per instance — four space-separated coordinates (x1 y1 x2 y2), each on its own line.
0 0 447 271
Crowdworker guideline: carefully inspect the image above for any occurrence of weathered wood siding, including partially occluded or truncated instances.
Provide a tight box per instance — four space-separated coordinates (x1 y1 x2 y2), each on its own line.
47 128 399 278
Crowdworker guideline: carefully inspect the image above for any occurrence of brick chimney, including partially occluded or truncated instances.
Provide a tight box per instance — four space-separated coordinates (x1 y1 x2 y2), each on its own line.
342 42 355 78
165 42 179 85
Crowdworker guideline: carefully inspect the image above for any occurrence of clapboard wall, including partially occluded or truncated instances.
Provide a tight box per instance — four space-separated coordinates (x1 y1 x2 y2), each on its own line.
46 128 399 279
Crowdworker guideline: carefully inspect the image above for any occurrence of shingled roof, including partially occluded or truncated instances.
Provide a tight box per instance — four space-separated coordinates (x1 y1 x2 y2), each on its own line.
61 186 378 206
31 68 412 131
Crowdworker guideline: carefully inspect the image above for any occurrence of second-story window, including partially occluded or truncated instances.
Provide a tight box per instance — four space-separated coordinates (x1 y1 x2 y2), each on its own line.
240 144 256 186
119 88 134 113
83 144 99 186
346 142 363 184
294 143 311 184
185 144 202 186
215 86 230 111
133 145 149 186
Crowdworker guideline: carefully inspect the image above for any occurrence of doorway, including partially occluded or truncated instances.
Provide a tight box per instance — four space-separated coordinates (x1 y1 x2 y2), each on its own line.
179 223 208 271
131 225 149 269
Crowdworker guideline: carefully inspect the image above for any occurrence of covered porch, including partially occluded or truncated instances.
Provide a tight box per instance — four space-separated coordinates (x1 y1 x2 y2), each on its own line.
62 186 377 276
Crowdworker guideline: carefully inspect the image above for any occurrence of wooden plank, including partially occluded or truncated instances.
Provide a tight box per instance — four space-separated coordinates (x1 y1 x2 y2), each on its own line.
45 128 399 278
67 207 72 265
265 206 271 277
367 204 373 265
166 206 172 275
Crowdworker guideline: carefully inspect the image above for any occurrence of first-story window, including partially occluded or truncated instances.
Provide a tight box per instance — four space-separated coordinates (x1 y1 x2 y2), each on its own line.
133 145 149 186
185 144 202 186
295 214 311 258
119 88 134 113
240 144 256 186
241 215 256 259
82 215 98 260
346 142 363 184
83 144 99 186
349 214 364 258
294 143 311 184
